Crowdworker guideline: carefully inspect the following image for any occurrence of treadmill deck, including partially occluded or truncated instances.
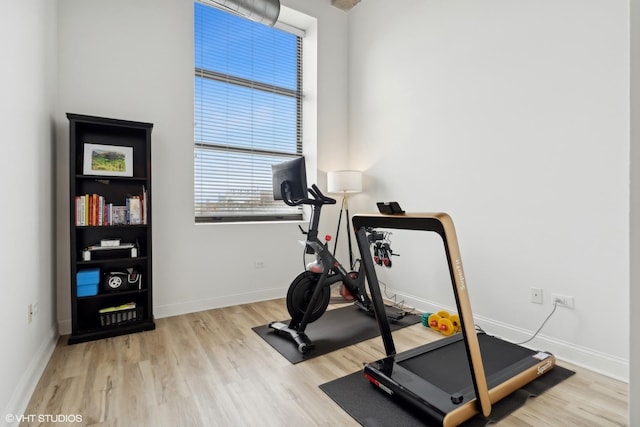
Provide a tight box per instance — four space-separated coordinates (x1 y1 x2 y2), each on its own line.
364 332 555 427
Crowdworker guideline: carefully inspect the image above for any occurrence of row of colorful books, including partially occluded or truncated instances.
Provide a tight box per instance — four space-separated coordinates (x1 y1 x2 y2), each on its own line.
75 189 147 226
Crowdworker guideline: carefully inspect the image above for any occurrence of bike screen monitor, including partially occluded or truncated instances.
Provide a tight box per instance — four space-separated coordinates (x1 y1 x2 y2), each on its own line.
272 156 308 202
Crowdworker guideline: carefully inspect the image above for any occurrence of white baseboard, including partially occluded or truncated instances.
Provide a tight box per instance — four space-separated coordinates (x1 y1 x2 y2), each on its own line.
153 287 287 319
57 319 71 336
391 291 629 382
3 326 58 427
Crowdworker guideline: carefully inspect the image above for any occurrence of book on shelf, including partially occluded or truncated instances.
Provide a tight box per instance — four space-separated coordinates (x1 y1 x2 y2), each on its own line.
75 196 83 226
128 196 142 225
142 186 147 225
75 187 147 226
111 206 127 225
84 195 89 225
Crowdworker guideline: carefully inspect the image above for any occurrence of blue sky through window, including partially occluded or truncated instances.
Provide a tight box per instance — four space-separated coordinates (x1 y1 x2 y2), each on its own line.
194 77 298 152
194 3 298 91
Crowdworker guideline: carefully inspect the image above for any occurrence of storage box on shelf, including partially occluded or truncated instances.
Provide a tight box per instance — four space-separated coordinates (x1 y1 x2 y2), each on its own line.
76 268 100 297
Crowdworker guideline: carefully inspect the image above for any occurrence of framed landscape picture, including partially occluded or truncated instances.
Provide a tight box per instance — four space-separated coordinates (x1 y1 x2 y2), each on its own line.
83 143 133 177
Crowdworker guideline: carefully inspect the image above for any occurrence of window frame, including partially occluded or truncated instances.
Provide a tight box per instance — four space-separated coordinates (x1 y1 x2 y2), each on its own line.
193 2 306 223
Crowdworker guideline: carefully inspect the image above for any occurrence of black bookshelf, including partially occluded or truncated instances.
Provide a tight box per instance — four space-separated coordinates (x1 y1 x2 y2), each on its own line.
67 113 155 344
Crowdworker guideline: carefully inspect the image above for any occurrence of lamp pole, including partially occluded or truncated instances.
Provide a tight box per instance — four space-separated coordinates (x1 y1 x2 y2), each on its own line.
333 192 355 268
327 170 362 270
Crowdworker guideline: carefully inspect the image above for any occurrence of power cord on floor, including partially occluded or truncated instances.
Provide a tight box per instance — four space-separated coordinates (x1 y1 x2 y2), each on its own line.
513 299 559 345
378 278 416 315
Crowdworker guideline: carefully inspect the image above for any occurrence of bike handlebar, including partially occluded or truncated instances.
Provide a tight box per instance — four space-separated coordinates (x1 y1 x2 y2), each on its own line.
308 184 336 205
282 183 336 207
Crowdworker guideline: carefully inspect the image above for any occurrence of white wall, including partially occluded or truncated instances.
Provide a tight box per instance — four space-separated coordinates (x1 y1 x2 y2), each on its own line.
347 0 630 380
630 0 638 422
0 0 59 422
55 0 349 330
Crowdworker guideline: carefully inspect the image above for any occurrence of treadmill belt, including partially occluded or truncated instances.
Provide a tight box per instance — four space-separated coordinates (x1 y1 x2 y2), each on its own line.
399 334 537 394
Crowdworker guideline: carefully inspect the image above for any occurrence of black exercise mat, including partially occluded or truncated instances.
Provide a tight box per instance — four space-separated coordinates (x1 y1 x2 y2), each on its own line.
320 365 575 426
253 304 421 364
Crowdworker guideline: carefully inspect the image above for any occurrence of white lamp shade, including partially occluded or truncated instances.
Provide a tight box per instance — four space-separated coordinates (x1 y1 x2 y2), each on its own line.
327 170 362 193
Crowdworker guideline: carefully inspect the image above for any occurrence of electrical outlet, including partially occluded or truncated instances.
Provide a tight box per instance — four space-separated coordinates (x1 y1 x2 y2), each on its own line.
552 293 574 309
28 304 33 323
254 260 265 269
530 287 543 304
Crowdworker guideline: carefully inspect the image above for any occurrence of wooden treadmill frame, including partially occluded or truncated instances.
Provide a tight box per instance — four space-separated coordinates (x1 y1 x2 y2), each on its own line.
353 212 555 427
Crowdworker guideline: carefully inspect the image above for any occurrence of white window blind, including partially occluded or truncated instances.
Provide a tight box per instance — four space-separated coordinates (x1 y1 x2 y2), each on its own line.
194 2 303 222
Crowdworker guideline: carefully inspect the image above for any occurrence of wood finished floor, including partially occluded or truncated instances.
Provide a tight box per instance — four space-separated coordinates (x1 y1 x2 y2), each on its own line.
23 297 628 426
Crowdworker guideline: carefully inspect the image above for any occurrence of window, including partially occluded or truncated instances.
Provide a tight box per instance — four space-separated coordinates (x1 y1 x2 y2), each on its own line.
194 2 303 222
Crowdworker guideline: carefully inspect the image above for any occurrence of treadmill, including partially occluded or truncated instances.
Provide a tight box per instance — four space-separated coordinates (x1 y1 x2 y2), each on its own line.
352 212 556 427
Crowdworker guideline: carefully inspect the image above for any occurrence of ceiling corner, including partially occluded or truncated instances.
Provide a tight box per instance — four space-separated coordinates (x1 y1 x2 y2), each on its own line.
330 0 362 12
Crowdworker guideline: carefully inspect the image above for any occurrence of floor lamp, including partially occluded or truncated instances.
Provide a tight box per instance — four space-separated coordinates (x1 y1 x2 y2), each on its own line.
327 170 363 269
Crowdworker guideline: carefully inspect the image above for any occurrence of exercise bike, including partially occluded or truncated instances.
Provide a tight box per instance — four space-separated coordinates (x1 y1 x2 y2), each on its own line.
269 179 405 354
